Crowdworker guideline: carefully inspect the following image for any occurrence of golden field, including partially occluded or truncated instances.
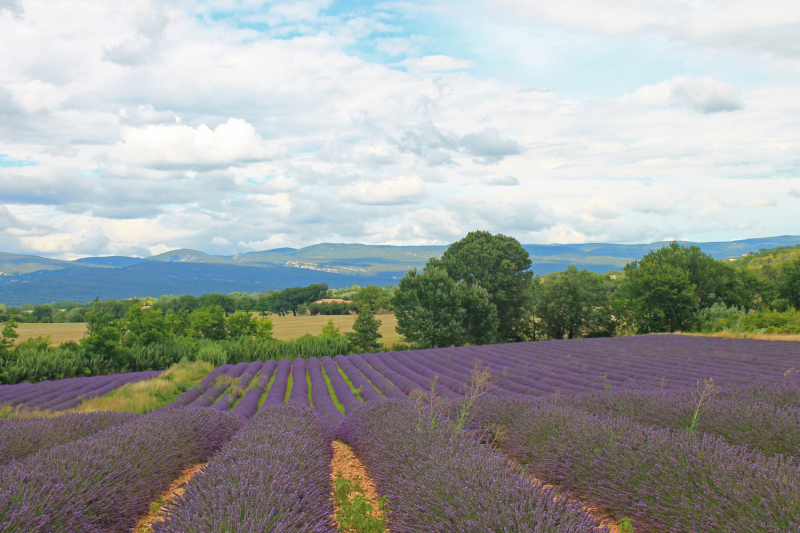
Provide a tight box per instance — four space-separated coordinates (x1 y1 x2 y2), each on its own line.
14 313 402 347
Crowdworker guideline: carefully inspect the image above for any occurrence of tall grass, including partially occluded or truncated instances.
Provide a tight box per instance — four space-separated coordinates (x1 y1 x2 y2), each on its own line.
76 360 214 414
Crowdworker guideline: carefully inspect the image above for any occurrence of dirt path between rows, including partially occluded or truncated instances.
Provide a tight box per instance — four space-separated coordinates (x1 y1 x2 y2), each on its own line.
513 459 620 533
330 440 388 529
132 462 206 533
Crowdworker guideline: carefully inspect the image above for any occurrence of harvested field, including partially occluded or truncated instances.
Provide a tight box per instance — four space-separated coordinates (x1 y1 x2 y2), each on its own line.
269 312 401 346
14 322 87 346
12 313 402 347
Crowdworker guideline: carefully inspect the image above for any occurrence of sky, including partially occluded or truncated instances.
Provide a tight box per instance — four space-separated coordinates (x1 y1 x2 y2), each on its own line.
0 0 799 259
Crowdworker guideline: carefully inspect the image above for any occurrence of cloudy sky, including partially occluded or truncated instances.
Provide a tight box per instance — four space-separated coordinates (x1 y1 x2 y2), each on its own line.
1 0 799 259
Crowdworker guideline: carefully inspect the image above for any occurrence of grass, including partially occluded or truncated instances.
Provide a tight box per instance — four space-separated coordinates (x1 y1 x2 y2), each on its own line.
75 360 214 414
321 364 346 415
338 365 365 402
676 331 800 342
284 373 293 403
257 371 276 409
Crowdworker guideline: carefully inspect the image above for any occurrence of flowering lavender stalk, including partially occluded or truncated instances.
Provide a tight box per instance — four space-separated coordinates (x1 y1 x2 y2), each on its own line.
154 404 336 533
477 396 800 532
338 400 608 533
0 408 243 532
0 411 141 467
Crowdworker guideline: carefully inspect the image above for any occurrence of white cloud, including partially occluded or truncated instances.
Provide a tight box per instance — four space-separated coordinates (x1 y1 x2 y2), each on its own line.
397 55 474 73
106 119 283 169
211 236 231 245
119 105 179 126
485 175 519 186
625 75 743 113
0 0 795 258
790 188 800 198
583 197 620 219
340 175 428 205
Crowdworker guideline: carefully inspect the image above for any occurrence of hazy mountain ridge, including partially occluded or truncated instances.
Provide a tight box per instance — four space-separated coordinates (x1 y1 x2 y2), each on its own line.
1 236 798 305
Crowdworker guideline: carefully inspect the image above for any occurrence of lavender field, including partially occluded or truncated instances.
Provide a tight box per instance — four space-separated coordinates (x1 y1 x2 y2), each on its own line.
162 335 800 423
1 334 799 532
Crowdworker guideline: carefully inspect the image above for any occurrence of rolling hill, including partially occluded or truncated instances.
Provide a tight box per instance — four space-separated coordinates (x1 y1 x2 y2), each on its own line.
1 235 798 305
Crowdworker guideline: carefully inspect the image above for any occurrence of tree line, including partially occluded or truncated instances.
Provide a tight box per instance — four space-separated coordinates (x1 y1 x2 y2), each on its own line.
390 232 800 348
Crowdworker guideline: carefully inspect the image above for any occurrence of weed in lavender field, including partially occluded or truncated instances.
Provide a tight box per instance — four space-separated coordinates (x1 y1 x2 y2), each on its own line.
687 377 719 434
334 473 388 533
618 517 633 533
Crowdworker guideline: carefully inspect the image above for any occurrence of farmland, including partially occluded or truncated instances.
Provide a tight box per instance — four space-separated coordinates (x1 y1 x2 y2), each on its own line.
13 313 401 347
1 334 799 532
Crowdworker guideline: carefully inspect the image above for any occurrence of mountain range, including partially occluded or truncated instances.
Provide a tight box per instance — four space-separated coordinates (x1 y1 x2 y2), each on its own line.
0 236 798 305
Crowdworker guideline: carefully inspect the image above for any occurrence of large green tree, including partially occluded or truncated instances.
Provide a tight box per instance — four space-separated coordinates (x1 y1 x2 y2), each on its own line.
436 231 532 341
123 302 169 346
535 266 611 339
779 256 800 309
190 305 227 340
393 263 498 348
622 259 698 333
353 285 390 312
81 311 125 367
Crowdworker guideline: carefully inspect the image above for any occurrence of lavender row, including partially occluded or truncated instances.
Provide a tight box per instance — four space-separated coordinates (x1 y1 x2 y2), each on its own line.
231 360 276 418
561 385 800 459
333 354 387 401
262 358 292 406
0 408 243 532
338 400 608 533
154 404 336 533
0 411 141 467
0 371 161 412
163 364 232 409
474 397 800 533
210 361 263 412
307 357 343 434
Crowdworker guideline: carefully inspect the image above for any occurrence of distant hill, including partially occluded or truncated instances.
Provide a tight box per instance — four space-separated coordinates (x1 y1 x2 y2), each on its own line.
1 235 798 305
73 256 149 267
0 252 98 276
0 262 401 306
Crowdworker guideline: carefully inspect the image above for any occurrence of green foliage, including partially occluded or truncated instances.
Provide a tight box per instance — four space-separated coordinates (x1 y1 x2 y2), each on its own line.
16 335 51 352
333 473 388 533
696 305 800 334
353 285 390 312
349 309 383 353
196 343 228 366
393 263 498 348
618 517 634 533
224 310 258 338
308 301 358 315
622 253 698 333
80 311 126 367
437 230 532 341
190 305 227 340
0 319 19 358
123 302 169 346
534 266 612 339
320 319 342 338
779 256 800 309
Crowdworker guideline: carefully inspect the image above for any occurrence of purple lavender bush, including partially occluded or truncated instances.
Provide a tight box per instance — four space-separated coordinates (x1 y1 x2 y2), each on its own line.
154 404 336 533
0 408 243 532
338 399 609 533
0 411 141 467
476 396 800 533
562 386 800 459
